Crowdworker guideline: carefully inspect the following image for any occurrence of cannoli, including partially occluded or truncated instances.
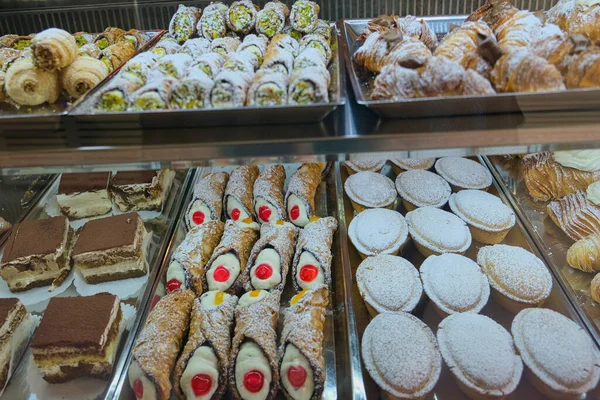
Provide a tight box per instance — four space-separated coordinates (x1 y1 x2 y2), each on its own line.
292 217 338 290
4 35 31 50
192 52 226 79
74 32 95 47
288 66 330 105
120 52 157 82
198 2 229 40
119 29 149 50
129 289 195 400
166 220 225 295
283 23 304 42
310 20 331 42
174 292 238 400
227 0 259 34
100 40 136 73
299 34 331 64
152 36 182 58
129 77 177 111
0 48 21 69
256 1 289 38
156 53 194 79
290 1 320 33
293 48 326 71
224 51 258 74
247 70 288 106
5 57 60 106
180 38 212 57
204 219 259 294
279 284 329 400
170 69 215 109
62 55 109 98
244 222 298 291
285 163 323 227
253 164 286 223
94 27 125 50
230 290 281 400
0 35 21 49
271 34 299 57
186 172 229 229
225 165 261 222
95 74 143 112
211 37 242 56
169 4 202 44
31 28 77 71
239 34 269 65
262 46 295 75
78 43 101 58
211 72 251 109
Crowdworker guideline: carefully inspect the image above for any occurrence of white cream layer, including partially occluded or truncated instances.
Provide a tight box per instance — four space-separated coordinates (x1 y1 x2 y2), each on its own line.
181 346 219 400
56 190 112 219
200 291 232 310
187 200 213 227
128 359 157 400
287 194 310 227
255 198 280 224
227 197 250 221
554 150 600 172
235 342 272 400
207 253 240 291
166 260 187 290
250 248 281 290
280 344 315 400
587 181 600 206
295 251 324 290
239 290 268 307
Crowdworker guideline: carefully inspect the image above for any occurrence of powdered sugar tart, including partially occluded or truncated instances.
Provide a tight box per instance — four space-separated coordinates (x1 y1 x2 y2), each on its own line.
512 308 600 399
344 154 386 175
420 253 490 317
477 244 553 314
449 189 516 245
395 169 451 211
434 157 493 191
344 171 396 212
390 157 436 173
348 208 409 259
185 172 229 230
437 313 523 400
356 254 422 316
405 207 471 257
362 312 441 400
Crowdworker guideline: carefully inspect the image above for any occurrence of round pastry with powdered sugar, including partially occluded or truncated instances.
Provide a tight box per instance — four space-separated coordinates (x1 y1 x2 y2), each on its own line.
344 171 396 213
434 157 493 191
438 313 523 400
348 208 408 259
390 157 436 174
361 312 441 400
512 308 600 399
344 154 386 175
395 169 451 211
356 254 422 316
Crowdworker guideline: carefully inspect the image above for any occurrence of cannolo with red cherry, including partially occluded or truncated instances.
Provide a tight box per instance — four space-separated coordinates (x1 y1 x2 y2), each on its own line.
225 165 260 224
253 164 286 224
285 163 322 228
186 172 229 229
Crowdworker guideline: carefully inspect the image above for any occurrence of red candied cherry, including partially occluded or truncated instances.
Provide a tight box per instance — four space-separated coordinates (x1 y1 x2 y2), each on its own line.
133 379 144 399
166 279 181 294
290 205 300 221
192 211 205 225
288 365 307 389
255 263 273 280
191 374 212 396
231 208 241 220
299 265 319 282
213 266 230 282
258 206 272 222
243 370 264 393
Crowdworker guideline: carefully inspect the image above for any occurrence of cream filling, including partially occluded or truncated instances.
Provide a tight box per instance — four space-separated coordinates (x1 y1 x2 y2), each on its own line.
76 258 144 278
207 253 240 291
280 344 314 400
227 197 250 222
255 198 279 224
166 260 187 290
0 313 34 390
238 290 268 307
181 346 219 400
587 181 600 206
1 267 67 291
250 248 281 290
554 150 600 172
287 194 310 227
235 342 272 400
56 190 112 219
128 359 157 400
187 200 213 227
295 251 324 290
199 291 232 310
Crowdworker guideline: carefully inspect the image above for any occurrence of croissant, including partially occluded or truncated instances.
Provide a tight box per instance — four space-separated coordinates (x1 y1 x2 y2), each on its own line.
371 64 423 99
566 46 600 88
354 30 396 73
62 55 109 98
384 34 432 69
548 191 600 241
4 57 60 105
359 14 438 50
30 28 77 71
591 273 600 302
567 233 600 272
547 0 600 41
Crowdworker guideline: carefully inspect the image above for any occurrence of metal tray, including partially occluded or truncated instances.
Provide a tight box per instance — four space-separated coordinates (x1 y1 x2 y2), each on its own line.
341 17 600 119
69 26 345 129
337 159 600 399
0 168 193 400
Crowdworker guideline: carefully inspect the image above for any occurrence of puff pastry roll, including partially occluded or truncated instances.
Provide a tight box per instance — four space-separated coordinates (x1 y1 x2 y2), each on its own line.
225 165 260 223
239 34 269 65
100 40 136 73
567 233 600 273
94 27 125 50
294 48 328 70
74 32 95 47
120 52 157 82
292 217 338 290
491 49 566 93
210 69 253 108
129 77 177 111
174 292 238 400
271 34 300 57
254 165 286 223
227 0 259 34
119 29 148 50
211 37 242 56
247 70 289 106
169 4 202 44
592 273 600 303
288 66 330 105
230 290 281 400
204 219 260 294
285 163 323 227
256 1 289 38
198 3 229 40
290 0 320 33
31 28 77 71
279 285 328 400
170 69 215 110
62 55 109 98
243 222 298 291
151 36 182 58
166 221 225 295
78 43 101 58
186 172 229 230
95 74 143 112
547 0 600 41
547 191 600 241
180 38 212 57
262 46 295 75
299 34 332 64
5 57 60 106
129 290 195 400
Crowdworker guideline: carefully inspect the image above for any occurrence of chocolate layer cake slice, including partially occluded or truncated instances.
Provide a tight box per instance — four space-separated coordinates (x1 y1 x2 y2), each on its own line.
72 212 146 284
31 292 123 383
110 169 175 212
0 216 73 292
56 172 112 219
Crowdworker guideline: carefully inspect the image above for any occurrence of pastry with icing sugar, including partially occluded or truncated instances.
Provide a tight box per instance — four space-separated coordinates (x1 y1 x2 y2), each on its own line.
185 172 229 230
547 0 600 41
434 157 493 191
205 220 260 294
243 222 298 292
512 308 600 399
547 190 600 240
129 289 195 400
348 208 408 259
344 171 396 213
253 165 286 224
230 290 281 400
389 157 435 174
395 169 451 211
173 291 238 400
225 165 260 224
344 155 386 175
292 217 337 291
279 284 328 400
285 163 322 228
166 221 225 295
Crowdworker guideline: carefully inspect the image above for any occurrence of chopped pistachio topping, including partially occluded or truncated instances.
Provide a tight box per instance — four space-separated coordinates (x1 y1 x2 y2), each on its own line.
98 90 127 112
211 82 234 107
255 82 285 106
96 37 109 50
290 80 317 104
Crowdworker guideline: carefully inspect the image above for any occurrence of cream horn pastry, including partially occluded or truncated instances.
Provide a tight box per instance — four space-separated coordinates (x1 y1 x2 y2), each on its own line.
166 221 225 295
243 222 298 292
279 285 328 400
230 289 281 400
205 219 260 294
292 217 337 291
94 27 125 50
285 163 323 228
174 291 238 400
225 165 260 223
254 165 286 223
186 172 229 229
129 289 195 400
62 55 109 98
5 57 60 106
31 28 77 71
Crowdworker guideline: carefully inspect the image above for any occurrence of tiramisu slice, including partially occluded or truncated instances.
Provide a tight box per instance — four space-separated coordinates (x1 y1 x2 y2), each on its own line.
110 170 175 212
0 216 73 292
56 172 112 219
31 293 123 383
72 213 146 284
0 298 36 391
